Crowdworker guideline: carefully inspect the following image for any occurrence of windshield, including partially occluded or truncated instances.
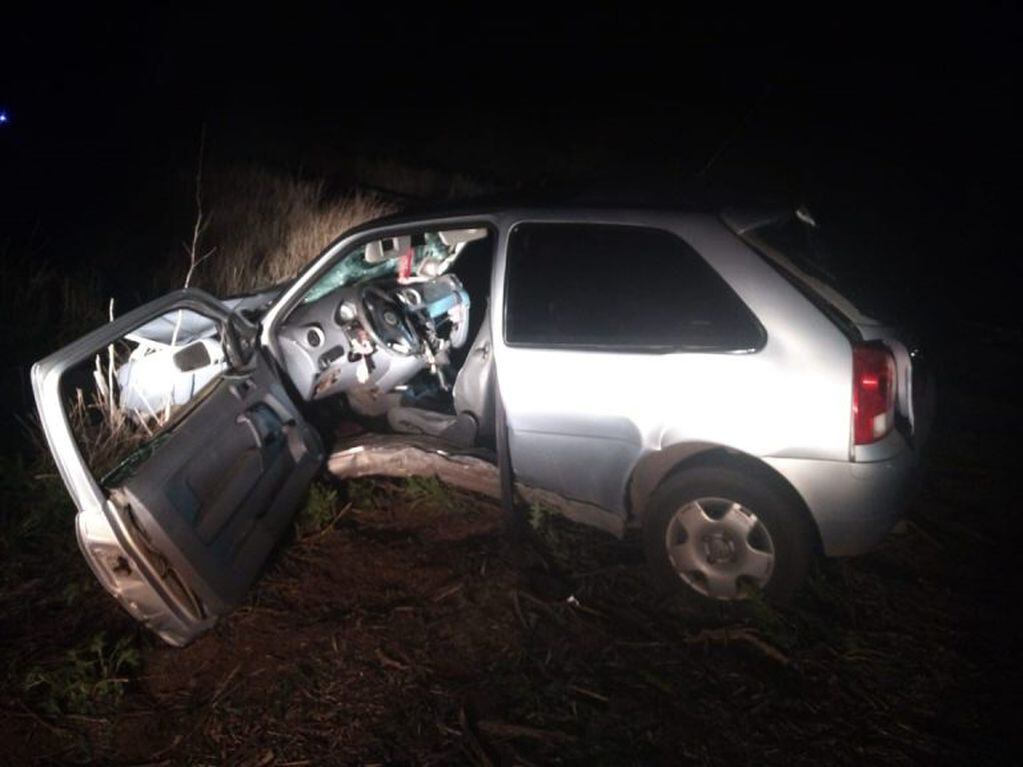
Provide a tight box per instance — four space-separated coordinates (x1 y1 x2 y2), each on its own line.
302 232 453 304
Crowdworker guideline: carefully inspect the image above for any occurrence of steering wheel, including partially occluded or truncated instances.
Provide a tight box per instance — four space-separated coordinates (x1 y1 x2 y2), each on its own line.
357 284 423 355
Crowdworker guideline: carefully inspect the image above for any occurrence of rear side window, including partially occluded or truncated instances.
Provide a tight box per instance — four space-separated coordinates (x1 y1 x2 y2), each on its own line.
504 223 763 351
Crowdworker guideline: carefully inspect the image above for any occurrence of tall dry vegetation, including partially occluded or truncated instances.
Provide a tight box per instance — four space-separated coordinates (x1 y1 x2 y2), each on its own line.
9 160 480 470
174 167 398 297
59 168 397 472
64 351 165 479
0 240 107 355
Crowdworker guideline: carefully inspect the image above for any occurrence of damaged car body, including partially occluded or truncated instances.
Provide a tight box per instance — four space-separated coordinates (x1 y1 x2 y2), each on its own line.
33 207 932 646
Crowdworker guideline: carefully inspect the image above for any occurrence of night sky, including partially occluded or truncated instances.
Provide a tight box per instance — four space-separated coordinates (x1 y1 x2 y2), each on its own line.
2 6 1021 327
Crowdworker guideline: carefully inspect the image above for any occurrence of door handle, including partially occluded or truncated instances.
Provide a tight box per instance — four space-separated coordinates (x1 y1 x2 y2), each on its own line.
236 412 265 447
236 405 284 448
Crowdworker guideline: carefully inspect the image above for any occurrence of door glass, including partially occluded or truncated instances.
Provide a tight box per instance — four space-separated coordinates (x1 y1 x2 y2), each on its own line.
58 308 227 482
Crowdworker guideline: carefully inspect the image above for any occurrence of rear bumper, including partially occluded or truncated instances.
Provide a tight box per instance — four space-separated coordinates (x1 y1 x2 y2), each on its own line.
764 435 918 557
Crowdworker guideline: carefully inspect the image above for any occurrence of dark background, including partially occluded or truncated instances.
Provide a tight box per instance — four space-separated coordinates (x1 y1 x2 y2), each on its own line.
1 5 1020 423
2 7 1022 762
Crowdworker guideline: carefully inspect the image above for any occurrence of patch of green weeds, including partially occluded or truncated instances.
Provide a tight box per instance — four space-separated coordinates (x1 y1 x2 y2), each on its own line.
527 502 569 558
0 454 69 535
22 631 142 715
61 579 92 607
295 481 341 537
0 453 81 588
347 478 383 512
401 475 463 510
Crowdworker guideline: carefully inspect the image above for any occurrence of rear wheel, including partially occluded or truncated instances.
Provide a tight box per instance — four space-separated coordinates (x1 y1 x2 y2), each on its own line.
643 466 813 602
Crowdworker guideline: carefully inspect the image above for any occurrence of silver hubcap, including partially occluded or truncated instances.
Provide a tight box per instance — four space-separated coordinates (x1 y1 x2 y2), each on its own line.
664 497 775 599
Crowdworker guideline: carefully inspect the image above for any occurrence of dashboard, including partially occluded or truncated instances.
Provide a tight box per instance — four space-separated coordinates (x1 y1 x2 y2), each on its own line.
276 274 470 402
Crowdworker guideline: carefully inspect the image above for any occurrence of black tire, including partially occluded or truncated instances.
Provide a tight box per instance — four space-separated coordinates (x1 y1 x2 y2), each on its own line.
642 465 815 603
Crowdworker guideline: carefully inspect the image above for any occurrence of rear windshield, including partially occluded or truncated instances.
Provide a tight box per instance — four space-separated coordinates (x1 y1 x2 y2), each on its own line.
742 216 882 327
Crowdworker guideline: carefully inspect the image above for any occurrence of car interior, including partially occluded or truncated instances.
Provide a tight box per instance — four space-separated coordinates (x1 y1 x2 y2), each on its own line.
275 226 497 450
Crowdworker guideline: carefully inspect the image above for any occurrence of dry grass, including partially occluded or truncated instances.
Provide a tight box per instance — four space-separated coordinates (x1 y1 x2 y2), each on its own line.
169 167 398 297
12 165 405 477
64 349 172 479
0 240 107 352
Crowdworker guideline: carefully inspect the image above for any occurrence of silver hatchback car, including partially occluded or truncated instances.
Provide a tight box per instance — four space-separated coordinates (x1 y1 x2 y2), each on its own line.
33 206 931 645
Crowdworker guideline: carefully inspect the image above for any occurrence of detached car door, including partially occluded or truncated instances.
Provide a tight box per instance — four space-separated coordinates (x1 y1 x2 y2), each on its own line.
32 288 322 646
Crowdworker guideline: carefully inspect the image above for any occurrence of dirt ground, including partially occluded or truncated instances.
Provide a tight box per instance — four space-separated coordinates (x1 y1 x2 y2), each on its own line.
2 329 1021 765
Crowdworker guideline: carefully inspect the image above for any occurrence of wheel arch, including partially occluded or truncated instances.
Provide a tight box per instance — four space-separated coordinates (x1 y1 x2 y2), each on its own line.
627 443 824 554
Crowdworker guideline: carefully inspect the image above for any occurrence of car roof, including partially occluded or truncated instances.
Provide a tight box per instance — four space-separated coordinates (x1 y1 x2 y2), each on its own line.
349 182 791 234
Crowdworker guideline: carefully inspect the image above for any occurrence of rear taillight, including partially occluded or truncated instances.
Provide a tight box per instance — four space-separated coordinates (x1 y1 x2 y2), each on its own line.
852 343 896 445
